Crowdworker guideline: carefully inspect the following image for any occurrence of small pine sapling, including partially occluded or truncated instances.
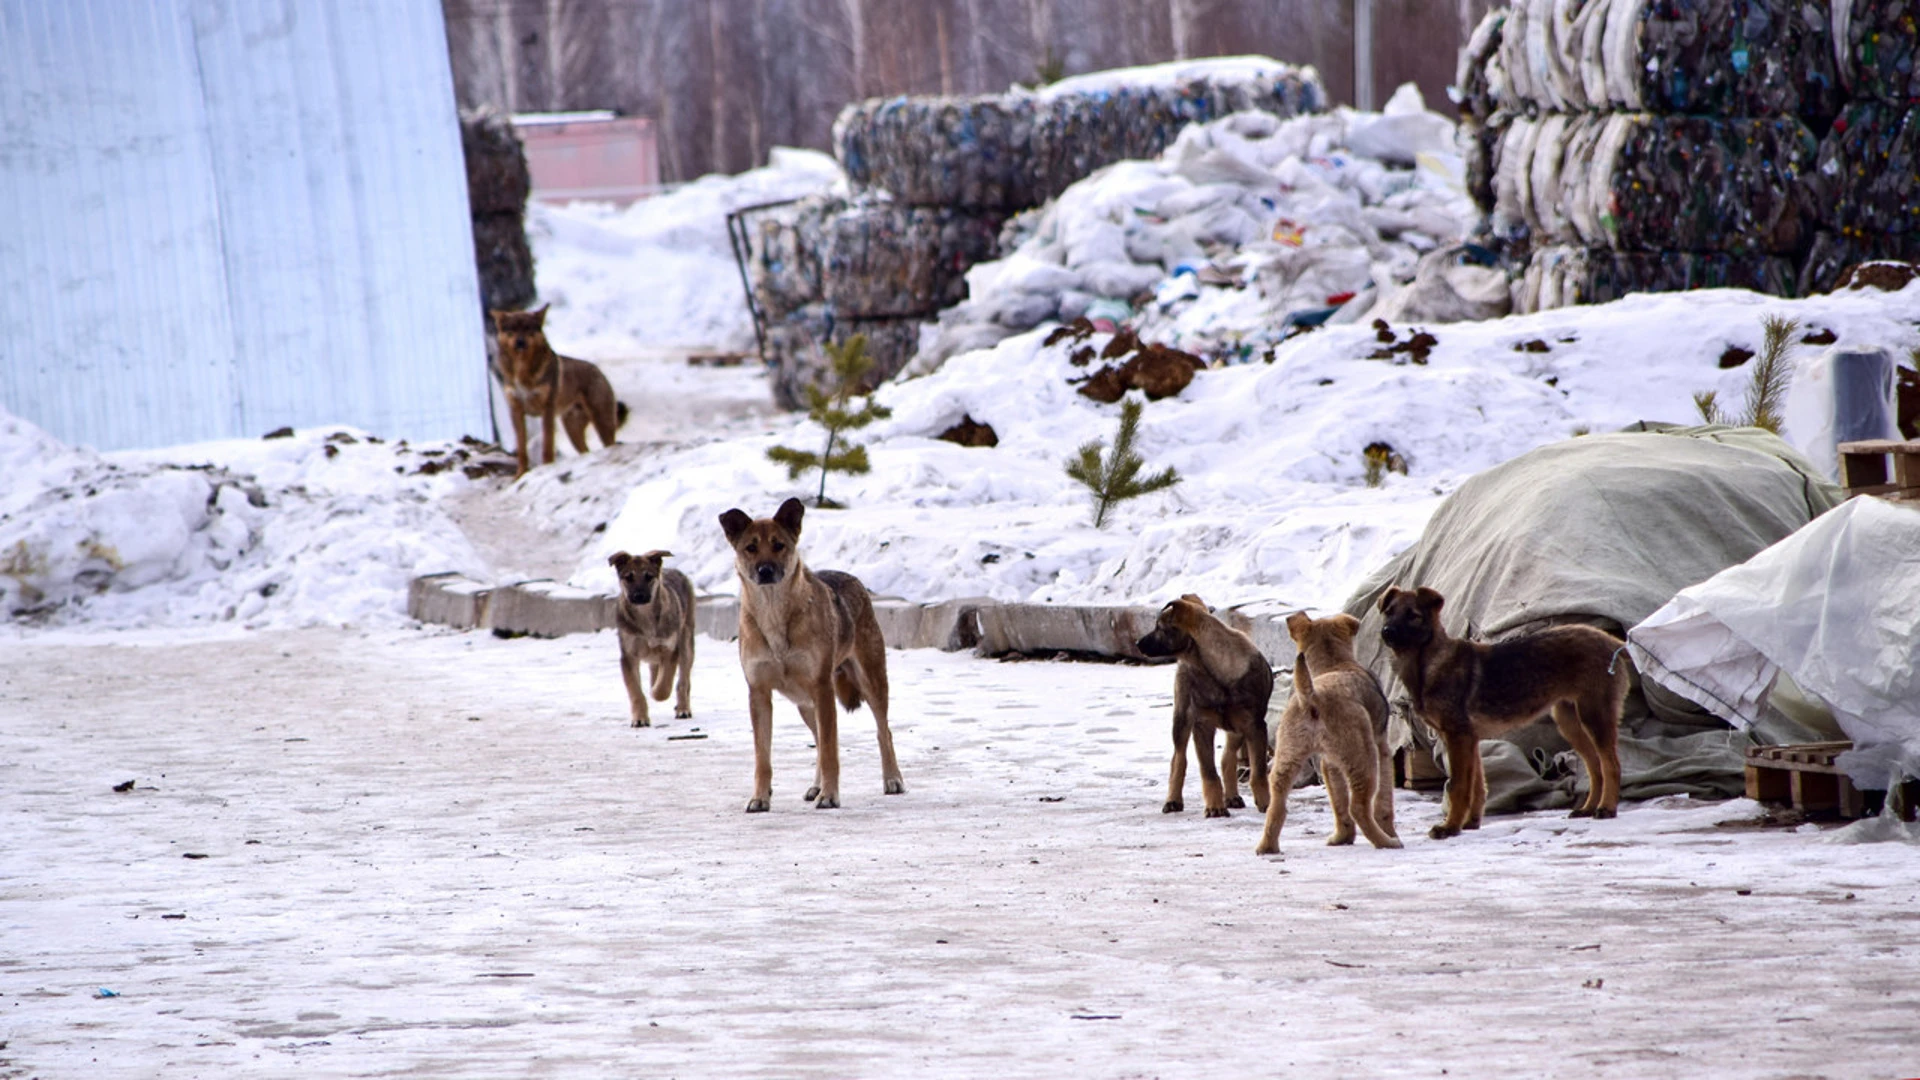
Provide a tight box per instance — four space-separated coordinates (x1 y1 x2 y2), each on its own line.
1065 397 1180 528
1696 315 1799 432
765 334 892 508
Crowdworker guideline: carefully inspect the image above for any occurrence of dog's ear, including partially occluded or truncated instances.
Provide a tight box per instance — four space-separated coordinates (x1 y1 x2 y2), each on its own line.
1179 593 1207 610
608 551 631 569
530 304 549 324
641 549 673 563
1332 613 1361 638
774 497 806 537
719 509 752 545
1285 611 1312 642
1414 586 1445 613
1377 588 1402 613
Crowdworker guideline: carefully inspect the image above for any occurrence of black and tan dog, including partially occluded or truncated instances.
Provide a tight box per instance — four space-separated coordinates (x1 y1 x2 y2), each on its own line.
1254 612 1400 855
608 549 695 728
1137 595 1273 818
490 306 626 478
1377 586 1629 839
718 498 904 811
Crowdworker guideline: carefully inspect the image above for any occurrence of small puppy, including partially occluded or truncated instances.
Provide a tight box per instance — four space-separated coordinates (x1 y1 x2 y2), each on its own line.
718 498 904 811
1137 595 1274 818
608 549 695 727
1254 612 1400 855
490 306 625 478
1377 586 1629 839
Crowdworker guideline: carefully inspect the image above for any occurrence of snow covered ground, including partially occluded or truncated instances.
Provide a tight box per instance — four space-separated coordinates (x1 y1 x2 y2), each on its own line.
4 627 1918 1078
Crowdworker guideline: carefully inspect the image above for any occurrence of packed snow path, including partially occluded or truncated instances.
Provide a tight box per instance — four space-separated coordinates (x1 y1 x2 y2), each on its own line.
3 628 1916 1077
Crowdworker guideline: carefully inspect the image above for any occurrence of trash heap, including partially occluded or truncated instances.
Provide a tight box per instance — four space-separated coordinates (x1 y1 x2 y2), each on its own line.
1461 0 1920 310
460 107 536 315
1461 0 1840 313
741 58 1327 407
906 88 1484 375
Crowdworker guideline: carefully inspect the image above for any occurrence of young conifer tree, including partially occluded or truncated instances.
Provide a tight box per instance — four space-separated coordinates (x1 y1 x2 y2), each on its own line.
766 334 892 508
1695 315 1799 432
1065 396 1180 528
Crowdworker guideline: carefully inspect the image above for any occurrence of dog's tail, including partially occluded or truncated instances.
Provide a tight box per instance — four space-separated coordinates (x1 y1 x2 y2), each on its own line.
1290 658 1320 721
615 400 631 430
833 662 864 712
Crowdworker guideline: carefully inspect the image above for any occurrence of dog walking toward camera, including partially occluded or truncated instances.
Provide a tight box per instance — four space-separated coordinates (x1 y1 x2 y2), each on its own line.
608 550 695 728
1376 586 1629 839
1254 612 1400 855
1137 595 1273 819
718 498 904 811
490 305 626 478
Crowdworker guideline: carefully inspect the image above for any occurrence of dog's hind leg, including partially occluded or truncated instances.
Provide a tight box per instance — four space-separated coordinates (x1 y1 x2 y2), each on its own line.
853 654 904 795
561 407 591 455
747 684 775 812
1372 741 1399 839
796 701 824 803
1325 762 1357 845
1220 732 1246 810
1344 749 1403 849
1254 724 1312 855
1552 701 1606 818
1194 719 1229 818
810 681 842 809
540 405 560 466
1243 719 1272 814
1575 690 1624 818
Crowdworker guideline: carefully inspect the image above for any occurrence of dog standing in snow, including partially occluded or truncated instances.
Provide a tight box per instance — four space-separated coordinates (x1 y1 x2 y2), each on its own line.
607 549 695 728
1254 612 1400 855
1136 595 1273 818
1377 586 1629 838
718 498 904 811
490 306 626 477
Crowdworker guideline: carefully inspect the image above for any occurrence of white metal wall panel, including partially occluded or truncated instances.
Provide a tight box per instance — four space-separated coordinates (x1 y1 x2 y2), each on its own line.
0 0 488 452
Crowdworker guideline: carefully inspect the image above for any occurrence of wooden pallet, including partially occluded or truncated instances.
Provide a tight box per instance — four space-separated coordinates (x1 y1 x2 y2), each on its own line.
1744 741 1920 820
1838 439 1920 501
1395 745 1448 791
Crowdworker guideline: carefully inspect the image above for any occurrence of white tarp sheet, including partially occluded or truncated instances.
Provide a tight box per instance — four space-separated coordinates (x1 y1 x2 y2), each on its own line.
1627 497 1920 790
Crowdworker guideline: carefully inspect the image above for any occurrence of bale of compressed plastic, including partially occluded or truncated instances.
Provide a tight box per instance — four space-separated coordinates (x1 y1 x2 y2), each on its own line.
1498 112 1819 255
1796 229 1920 294
833 96 1042 211
1812 102 1920 255
1835 0 1920 103
1454 7 1509 125
821 201 1005 317
461 107 531 216
763 305 924 411
1515 244 1795 312
1463 118 1504 217
745 196 833 321
1493 0 1838 120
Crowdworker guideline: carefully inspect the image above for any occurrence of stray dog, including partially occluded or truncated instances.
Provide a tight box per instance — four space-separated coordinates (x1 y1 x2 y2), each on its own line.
1254 613 1400 855
608 549 695 727
490 306 626 477
1136 595 1273 818
1377 586 1629 839
718 498 904 811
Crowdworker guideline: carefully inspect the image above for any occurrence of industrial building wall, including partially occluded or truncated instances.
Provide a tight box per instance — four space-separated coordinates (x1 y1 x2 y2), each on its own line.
0 0 490 452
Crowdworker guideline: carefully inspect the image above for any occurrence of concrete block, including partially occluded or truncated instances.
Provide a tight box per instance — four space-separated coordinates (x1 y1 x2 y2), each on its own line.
968 602 1160 659
488 579 616 638
408 572 492 630
696 596 740 642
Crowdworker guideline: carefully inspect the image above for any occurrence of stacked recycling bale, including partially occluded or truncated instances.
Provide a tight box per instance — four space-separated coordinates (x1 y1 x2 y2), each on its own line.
1461 0 1837 312
1799 2 1920 293
750 59 1327 407
460 107 536 315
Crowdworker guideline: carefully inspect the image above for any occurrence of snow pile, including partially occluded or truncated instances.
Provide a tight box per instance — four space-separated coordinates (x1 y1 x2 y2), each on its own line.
0 405 490 629
528 147 844 357
914 84 1478 372
585 281 1920 612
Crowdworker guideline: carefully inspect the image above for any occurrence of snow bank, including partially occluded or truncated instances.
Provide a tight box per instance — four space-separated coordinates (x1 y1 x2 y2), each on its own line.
529 147 843 357
0 404 489 630
586 281 1920 612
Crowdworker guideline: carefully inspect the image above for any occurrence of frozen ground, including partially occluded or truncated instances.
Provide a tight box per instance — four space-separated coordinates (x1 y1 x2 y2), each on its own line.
3 627 1917 1078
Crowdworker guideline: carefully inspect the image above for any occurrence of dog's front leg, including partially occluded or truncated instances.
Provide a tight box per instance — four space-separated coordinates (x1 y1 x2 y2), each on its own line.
811 681 841 809
508 398 530 478
1432 728 1480 838
620 641 650 727
1194 720 1228 818
746 683 775 812
672 642 694 720
1163 699 1192 813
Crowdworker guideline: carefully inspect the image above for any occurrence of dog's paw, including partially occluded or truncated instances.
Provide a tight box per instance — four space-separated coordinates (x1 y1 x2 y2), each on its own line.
745 798 770 813
1428 823 1461 840
813 793 840 809
1204 807 1231 819
1162 800 1184 814
1567 807 1594 819
1226 795 1246 810
884 778 906 795
674 708 692 719
804 785 822 802
1326 831 1356 847
1465 819 1483 830
631 716 651 728
1592 806 1617 820
1254 838 1280 856
1375 836 1404 850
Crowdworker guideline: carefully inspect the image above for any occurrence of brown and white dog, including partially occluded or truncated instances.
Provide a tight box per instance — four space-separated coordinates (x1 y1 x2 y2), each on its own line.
1254 612 1400 855
717 498 904 811
1377 586 1629 839
607 549 695 728
490 306 625 478
1136 594 1274 818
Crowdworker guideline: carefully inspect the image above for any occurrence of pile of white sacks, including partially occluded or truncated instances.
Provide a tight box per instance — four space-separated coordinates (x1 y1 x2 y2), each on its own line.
910 84 1492 375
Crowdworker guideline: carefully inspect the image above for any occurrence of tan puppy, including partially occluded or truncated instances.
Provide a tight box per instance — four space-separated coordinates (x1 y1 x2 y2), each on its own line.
1254 612 1400 855
608 549 695 727
1377 586 1629 839
490 306 625 478
718 498 904 811
1136 595 1274 818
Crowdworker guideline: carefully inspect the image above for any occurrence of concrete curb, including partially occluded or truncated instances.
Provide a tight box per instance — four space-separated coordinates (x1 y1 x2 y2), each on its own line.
410 573 1298 667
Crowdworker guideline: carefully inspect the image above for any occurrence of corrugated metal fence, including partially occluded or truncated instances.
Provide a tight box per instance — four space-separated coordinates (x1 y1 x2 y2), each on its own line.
0 0 490 452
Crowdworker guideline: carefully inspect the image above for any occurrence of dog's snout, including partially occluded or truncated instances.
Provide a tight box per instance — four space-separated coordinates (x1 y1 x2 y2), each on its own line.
754 562 782 585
